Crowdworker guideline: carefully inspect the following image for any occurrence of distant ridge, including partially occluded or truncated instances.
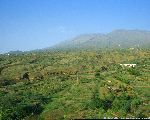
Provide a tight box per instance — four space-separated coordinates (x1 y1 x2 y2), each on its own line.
50 29 150 50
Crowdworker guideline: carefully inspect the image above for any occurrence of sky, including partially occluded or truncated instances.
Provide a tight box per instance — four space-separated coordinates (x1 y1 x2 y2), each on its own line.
0 0 150 53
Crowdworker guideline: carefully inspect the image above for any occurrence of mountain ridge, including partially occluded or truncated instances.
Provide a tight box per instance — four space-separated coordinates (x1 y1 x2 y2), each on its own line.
50 29 150 50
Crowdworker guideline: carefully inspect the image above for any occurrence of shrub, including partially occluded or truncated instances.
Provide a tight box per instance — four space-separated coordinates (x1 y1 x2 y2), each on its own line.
0 92 49 120
0 78 16 86
89 87 103 109
95 72 105 81
112 93 131 113
81 78 91 83
114 73 130 84
128 68 141 76
33 72 44 80
95 72 100 77
56 75 69 81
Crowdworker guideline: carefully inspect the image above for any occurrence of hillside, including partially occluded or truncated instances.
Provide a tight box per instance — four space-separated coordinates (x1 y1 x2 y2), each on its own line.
0 49 150 119
52 29 150 50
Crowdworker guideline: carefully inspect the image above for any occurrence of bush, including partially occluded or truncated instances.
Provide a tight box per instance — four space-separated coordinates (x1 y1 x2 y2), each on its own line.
112 93 131 113
95 72 105 81
128 68 141 76
56 75 69 81
95 72 100 77
89 87 103 109
135 109 147 118
32 72 44 80
0 92 50 120
114 73 130 84
23 103 43 115
81 78 91 83
102 100 112 111
0 78 16 86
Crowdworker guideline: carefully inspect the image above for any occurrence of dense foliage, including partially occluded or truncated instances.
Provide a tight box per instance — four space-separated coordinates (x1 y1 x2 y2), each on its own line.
0 49 149 119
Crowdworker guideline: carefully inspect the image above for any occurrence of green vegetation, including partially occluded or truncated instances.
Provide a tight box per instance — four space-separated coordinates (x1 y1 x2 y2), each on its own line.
0 49 150 119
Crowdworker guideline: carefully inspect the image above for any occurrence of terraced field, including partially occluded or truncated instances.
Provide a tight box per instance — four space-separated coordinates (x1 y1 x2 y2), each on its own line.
0 49 150 119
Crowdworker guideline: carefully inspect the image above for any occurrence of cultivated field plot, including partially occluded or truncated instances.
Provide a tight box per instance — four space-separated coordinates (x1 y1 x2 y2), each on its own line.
0 49 150 119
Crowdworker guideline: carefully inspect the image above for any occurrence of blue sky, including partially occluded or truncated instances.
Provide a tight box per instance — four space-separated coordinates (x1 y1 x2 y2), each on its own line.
0 0 150 53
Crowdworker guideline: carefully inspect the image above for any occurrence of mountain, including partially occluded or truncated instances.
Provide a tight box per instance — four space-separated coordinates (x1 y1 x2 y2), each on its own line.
7 50 24 55
52 29 150 50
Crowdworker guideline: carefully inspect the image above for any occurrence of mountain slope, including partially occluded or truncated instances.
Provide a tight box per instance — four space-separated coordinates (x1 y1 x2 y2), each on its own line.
52 29 150 50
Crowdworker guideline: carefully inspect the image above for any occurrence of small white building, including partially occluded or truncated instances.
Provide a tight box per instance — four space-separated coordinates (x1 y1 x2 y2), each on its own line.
120 64 136 68
108 80 112 83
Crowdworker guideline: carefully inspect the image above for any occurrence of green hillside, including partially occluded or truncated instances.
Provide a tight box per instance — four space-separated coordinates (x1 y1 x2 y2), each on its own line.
0 48 150 119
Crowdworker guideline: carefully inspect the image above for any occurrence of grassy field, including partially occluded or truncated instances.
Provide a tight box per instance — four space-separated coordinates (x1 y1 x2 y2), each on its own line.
0 49 150 119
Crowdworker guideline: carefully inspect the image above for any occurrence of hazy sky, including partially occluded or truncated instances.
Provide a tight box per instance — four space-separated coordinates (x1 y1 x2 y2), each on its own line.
0 0 150 53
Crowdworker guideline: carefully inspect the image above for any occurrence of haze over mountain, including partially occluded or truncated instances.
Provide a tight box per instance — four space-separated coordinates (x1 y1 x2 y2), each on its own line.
51 29 150 50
